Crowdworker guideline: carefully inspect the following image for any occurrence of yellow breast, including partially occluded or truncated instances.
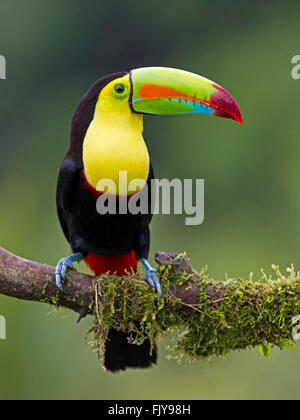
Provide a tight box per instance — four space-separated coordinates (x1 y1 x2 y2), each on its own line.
83 77 149 196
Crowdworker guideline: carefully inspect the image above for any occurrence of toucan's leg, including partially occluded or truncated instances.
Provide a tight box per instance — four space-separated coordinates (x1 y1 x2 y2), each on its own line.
140 258 162 297
55 253 83 291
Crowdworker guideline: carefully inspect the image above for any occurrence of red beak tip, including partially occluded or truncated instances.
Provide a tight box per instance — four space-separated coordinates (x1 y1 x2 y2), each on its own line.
232 109 243 125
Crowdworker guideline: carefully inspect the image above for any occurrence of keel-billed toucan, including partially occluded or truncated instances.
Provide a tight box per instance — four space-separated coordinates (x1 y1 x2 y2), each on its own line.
56 67 242 372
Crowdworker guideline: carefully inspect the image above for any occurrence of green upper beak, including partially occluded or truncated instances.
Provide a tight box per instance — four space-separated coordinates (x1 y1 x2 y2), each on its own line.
129 67 243 124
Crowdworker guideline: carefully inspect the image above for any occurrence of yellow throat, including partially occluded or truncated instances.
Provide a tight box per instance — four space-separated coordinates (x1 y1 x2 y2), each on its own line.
83 75 150 196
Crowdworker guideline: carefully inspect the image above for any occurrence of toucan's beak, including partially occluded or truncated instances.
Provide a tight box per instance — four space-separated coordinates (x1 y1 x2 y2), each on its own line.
129 67 243 125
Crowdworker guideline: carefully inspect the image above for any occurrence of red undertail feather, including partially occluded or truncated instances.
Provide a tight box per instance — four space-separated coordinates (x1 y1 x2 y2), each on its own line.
84 250 138 276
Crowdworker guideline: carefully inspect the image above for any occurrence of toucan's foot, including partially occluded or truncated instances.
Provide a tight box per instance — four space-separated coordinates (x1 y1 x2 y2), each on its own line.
55 253 83 291
145 268 162 296
55 258 76 291
141 258 162 297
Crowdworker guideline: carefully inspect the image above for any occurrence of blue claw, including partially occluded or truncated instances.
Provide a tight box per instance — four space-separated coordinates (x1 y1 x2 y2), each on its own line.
145 268 155 289
141 258 162 297
55 253 83 291
146 268 162 296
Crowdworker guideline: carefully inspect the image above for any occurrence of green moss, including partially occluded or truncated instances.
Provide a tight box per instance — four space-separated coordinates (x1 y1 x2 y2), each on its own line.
40 276 61 306
87 263 300 364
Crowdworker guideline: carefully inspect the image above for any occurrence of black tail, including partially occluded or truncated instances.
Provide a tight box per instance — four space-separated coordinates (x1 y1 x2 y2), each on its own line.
103 328 157 372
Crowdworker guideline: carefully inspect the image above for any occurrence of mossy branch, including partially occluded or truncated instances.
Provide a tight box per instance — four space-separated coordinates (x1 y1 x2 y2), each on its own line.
0 247 299 361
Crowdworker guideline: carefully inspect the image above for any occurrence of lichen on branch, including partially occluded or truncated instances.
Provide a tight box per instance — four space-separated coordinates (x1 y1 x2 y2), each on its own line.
88 253 300 363
0 247 299 364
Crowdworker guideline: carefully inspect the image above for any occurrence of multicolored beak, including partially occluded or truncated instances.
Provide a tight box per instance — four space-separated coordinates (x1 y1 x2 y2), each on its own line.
129 67 243 124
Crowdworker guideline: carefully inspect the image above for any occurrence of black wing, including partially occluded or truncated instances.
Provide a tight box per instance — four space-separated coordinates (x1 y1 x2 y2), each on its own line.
56 157 82 243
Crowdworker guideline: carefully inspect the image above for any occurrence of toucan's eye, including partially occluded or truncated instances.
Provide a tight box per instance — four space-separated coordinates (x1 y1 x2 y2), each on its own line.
114 84 125 94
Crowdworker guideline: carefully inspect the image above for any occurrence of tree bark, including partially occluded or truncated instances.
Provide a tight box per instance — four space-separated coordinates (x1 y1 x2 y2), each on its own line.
0 246 299 359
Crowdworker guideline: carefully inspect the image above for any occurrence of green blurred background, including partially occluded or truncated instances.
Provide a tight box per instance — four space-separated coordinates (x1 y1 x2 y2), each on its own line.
0 0 299 400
